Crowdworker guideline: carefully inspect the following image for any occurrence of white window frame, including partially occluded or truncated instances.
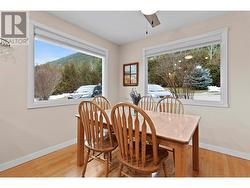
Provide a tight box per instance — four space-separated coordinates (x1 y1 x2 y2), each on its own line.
28 21 108 109
143 28 228 107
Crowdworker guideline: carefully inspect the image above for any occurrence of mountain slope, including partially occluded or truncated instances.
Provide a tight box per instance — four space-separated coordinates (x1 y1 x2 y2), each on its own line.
47 52 101 67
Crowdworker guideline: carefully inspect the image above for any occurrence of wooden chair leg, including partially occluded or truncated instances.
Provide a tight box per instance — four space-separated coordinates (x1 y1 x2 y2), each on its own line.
109 152 112 163
118 163 123 177
162 161 168 177
82 149 90 177
104 153 110 177
173 149 175 165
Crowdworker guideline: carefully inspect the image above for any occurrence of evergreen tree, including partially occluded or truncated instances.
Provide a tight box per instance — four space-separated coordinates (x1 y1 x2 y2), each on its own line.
54 62 80 94
185 66 213 90
204 63 220 86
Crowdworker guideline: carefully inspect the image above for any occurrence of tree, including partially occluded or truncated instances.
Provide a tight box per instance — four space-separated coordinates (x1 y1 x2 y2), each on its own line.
53 57 102 95
147 43 220 98
148 52 195 98
184 66 213 90
204 63 220 86
148 59 164 86
35 64 61 100
78 59 102 86
54 62 80 94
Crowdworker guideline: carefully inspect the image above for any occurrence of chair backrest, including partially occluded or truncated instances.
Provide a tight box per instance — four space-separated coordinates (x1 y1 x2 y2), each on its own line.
92 96 111 110
111 102 158 169
138 96 155 111
79 101 114 150
156 96 184 114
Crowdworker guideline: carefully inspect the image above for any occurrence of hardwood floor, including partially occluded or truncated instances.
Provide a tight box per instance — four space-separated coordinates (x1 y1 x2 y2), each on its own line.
0 144 249 177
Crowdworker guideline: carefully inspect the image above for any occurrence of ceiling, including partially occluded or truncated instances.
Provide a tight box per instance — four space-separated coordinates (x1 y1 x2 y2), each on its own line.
49 11 227 45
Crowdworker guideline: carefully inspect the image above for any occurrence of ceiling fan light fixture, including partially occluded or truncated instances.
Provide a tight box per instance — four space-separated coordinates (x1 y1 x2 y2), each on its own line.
141 10 158 16
141 10 160 34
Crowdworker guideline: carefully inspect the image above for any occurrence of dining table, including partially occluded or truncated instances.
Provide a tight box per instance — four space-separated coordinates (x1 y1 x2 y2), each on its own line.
75 109 200 177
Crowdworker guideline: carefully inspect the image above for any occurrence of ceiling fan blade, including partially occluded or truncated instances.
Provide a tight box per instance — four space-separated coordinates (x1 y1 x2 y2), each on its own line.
143 13 160 27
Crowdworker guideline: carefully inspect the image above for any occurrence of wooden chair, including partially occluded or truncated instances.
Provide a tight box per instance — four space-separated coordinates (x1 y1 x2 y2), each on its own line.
156 96 184 114
138 96 155 111
91 96 112 158
92 96 111 110
111 102 169 177
79 101 118 177
155 96 184 164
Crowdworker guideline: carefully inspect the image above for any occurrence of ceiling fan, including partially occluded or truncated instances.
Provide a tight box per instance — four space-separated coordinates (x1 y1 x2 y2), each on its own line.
141 10 160 28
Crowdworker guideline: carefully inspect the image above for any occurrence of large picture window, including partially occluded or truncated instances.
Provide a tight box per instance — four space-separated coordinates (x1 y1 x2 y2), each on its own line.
28 22 107 108
144 28 228 107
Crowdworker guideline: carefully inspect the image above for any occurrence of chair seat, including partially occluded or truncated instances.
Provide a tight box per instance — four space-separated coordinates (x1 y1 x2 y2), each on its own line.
84 134 118 152
119 144 169 173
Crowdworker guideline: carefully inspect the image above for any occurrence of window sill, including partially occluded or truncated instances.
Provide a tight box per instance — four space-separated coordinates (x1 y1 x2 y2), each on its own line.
180 99 229 108
27 98 91 109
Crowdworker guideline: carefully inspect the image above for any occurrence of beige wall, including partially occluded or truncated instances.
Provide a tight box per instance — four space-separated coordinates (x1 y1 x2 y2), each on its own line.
0 12 120 164
0 11 249 167
118 12 250 155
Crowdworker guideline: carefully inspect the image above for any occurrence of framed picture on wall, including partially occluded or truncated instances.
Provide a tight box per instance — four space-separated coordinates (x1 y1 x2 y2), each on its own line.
123 62 139 86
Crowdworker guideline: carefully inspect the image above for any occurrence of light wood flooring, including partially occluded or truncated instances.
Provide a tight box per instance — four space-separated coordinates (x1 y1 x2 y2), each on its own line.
0 144 249 177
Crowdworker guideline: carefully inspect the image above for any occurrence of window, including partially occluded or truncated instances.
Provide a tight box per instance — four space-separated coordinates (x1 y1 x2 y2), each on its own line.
144 28 228 107
28 22 108 108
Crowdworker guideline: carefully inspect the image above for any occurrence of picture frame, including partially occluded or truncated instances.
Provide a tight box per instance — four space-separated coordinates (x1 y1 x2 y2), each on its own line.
123 62 139 86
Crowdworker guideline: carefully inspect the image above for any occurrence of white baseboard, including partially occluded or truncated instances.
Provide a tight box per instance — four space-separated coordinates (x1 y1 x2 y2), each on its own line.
199 142 250 160
0 138 77 172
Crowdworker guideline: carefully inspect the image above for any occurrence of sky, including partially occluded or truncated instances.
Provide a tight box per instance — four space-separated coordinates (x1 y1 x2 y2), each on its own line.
34 39 75 65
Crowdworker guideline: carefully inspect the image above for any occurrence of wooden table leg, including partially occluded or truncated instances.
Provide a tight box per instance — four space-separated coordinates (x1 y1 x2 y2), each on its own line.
192 125 199 171
173 144 187 177
77 117 84 166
